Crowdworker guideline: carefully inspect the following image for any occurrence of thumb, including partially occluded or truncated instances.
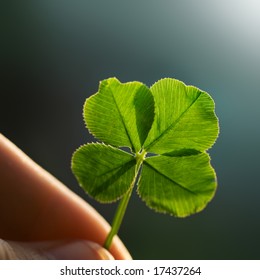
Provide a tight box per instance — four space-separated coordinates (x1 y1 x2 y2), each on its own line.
0 239 114 260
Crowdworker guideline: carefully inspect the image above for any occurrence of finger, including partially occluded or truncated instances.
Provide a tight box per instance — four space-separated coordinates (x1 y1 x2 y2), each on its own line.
0 239 114 260
0 134 131 259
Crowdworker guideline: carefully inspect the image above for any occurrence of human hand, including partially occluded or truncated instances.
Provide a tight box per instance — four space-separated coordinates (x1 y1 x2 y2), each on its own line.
0 134 131 260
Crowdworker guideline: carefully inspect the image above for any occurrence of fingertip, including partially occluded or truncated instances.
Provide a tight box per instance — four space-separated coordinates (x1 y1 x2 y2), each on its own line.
0 134 132 260
0 239 115 260
43 240 114 260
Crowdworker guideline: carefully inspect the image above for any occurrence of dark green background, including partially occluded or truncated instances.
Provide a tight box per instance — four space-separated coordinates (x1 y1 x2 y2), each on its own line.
1 1 260 259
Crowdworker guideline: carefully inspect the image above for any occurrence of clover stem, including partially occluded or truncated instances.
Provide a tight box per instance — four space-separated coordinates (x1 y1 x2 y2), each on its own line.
104 149 146 250
104 187 133 250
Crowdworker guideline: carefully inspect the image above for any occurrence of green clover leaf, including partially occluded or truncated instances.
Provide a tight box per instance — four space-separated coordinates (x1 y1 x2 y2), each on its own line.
71 77 219 249
83 77 154 153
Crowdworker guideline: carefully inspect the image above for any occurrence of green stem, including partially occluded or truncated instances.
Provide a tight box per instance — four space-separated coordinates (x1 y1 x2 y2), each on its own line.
103 187 133 250
104 149 146 250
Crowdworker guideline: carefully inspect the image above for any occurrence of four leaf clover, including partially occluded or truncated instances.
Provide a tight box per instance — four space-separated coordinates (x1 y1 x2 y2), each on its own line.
71 77 219 247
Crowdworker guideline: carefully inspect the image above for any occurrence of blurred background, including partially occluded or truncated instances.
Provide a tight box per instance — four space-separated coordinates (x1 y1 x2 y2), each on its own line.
1 0 260 259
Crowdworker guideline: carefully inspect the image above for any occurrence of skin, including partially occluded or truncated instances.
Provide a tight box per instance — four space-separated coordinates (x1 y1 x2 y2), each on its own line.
0 133 131 260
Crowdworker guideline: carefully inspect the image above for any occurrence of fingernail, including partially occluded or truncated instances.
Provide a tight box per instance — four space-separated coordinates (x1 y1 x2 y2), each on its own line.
43 240 114 260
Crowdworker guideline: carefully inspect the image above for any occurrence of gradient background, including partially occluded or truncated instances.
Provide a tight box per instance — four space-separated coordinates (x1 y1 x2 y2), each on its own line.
1 1 260 259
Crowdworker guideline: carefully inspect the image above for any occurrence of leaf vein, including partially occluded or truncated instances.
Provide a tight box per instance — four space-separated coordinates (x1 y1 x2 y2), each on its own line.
147 91 202 150
110 87 135 151
144 161 197 195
